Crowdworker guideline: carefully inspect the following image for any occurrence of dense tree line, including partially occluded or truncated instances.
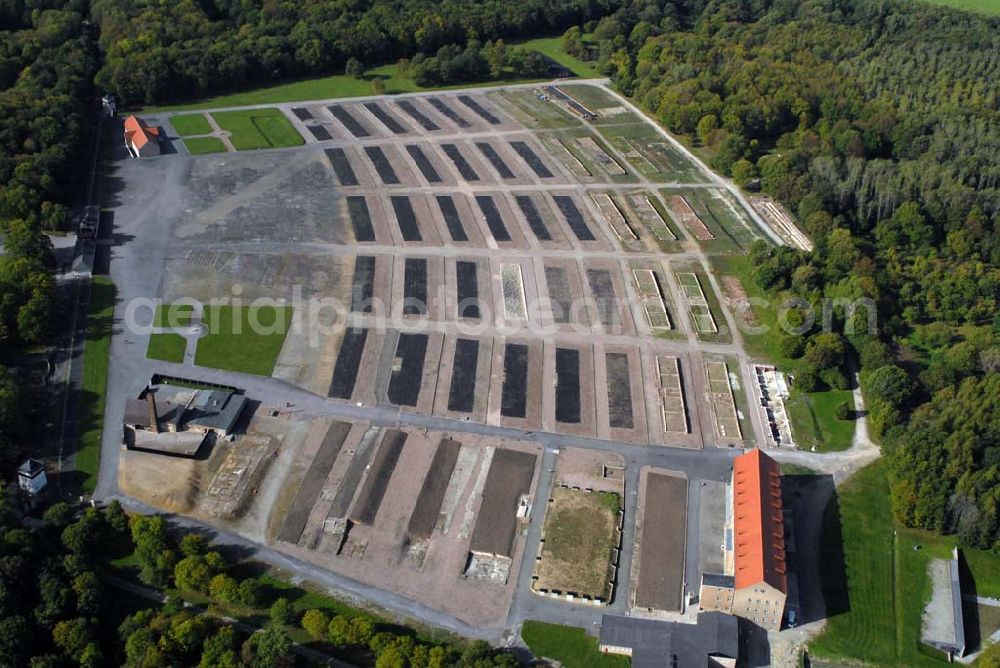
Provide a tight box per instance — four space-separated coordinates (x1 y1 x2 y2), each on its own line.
403 39 552 87
577 0 1000 548
91 0 627 105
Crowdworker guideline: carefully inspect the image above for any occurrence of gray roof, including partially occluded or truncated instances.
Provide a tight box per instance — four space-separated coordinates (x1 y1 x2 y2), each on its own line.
17 459 44 477
599 612 738 668
124 384 247 435
702 572 735 589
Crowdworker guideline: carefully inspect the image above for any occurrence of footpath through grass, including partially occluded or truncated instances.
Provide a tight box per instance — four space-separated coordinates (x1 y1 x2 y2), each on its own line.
211 108 303 150
194 305 292 376
76 277 115 494
521 621 629 668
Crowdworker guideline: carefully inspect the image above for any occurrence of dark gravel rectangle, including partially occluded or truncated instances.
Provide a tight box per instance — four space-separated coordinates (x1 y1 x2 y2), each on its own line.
635 472 687 611
501 343 528 418
441 144 479 181
469 449 537 557
350 256 375 313
327 429 378 519
428 97 470 128
364 146 400 184
387 333 429 407
277 420 351 543
435 195 468 242
447 338 479 412
458 94 500 124
328 105 370 137
363 102 407 134
606 352 634 429
403 258 427 316
476 142 515 179
510 141 553 178
407 438 462 540
326 148 359 186
587 268 620 327
554 195 596 241
514 195 552 241
390 195 421 241
544 266 572 323
475 195 511 241
455 260 481 319
555 347 581 424
292 107 313 121
308 125 332 141
346 195 374 241
406 145 442 183
328 327 368 399
351 429 407 525
397 100 439 131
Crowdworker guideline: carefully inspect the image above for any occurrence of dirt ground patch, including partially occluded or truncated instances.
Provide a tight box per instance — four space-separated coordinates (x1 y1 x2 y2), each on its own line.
721 276 756 327
534 487 620 600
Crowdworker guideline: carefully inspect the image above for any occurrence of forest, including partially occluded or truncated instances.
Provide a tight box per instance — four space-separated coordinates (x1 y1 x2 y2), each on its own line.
572 0 1000 549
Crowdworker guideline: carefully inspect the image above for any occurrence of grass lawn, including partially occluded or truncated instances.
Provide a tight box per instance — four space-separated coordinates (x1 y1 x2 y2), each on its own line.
521 621 629 668
184 137 228 154
917 0 1000 15
787 388 855 452
807 461 1000 666
511 36 604 78
153 303 194 327
170 113 213 136
77 277 115 494
146 333 187 364
536 488 618 598
194 305 292 376
211 108 303 150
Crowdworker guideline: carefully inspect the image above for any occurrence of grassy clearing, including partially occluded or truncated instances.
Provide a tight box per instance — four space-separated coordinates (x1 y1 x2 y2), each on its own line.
521 621 629 668
194 305 292 376
559 83 621 110
917 0 1000 15
598 123 703 182
493 89 580 130
786 389 854 452
536 488 618 598
511 36 604 78
146 334 187 364
681 188 760 253
183 137 228 154
169 113 213 136
211 108 303 150
77 277 115 494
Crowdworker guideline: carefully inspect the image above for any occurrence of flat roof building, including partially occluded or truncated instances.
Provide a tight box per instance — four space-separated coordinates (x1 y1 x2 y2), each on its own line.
599 612 738 667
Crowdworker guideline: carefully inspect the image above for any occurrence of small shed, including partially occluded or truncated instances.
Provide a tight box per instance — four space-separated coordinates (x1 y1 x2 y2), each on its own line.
17 459 47 496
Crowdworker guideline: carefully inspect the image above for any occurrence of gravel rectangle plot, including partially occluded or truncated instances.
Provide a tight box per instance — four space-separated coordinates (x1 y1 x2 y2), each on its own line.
403 258 427 315
470 449 537 557
500 343 529 418
308 125 332 141
555 348 581 424
428 97 470 128
346 195 374 241
390 195 421 241
387 333 428 406
455 261 481 319
277 420 352 543
327 431 377 518
327 105 370 137
605 352 634 429
350 256 376 313
475 195 511 241
441 144 479 181
435 195 468 242
476 142 515 179
326 148 359 186
510 141 553 178
351 430 407 525
447 338 479 412
544 266 573 323
365 146 400 184
553 196 596 241
635 472 687 611
405 145 442 183
292 107 313 121
458 94 500 125
587 268 620 327
328 327 369 399
407 438 462 540
363 102 407 134
514 195 552 241
397 100 439 131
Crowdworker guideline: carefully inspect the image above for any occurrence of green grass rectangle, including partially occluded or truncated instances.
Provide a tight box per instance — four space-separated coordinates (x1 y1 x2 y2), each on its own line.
153 303 194 327
170 113 213 136
76 277 115 494
183 137 227 155
194 305 292 376
522 621 629 668
211 108 303 150
146 333 187 364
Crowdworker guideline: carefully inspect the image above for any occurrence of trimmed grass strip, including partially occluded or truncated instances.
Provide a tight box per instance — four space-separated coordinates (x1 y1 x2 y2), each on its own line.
170 113 213 136
77 277 115 494
183 137 227 154
211 108 303 150
194 305 292 376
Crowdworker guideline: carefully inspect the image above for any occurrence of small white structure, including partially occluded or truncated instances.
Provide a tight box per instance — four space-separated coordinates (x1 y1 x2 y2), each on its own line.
17 459 47 496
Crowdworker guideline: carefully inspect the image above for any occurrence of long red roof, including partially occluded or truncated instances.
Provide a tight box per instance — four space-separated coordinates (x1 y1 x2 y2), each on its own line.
732 448 787 592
